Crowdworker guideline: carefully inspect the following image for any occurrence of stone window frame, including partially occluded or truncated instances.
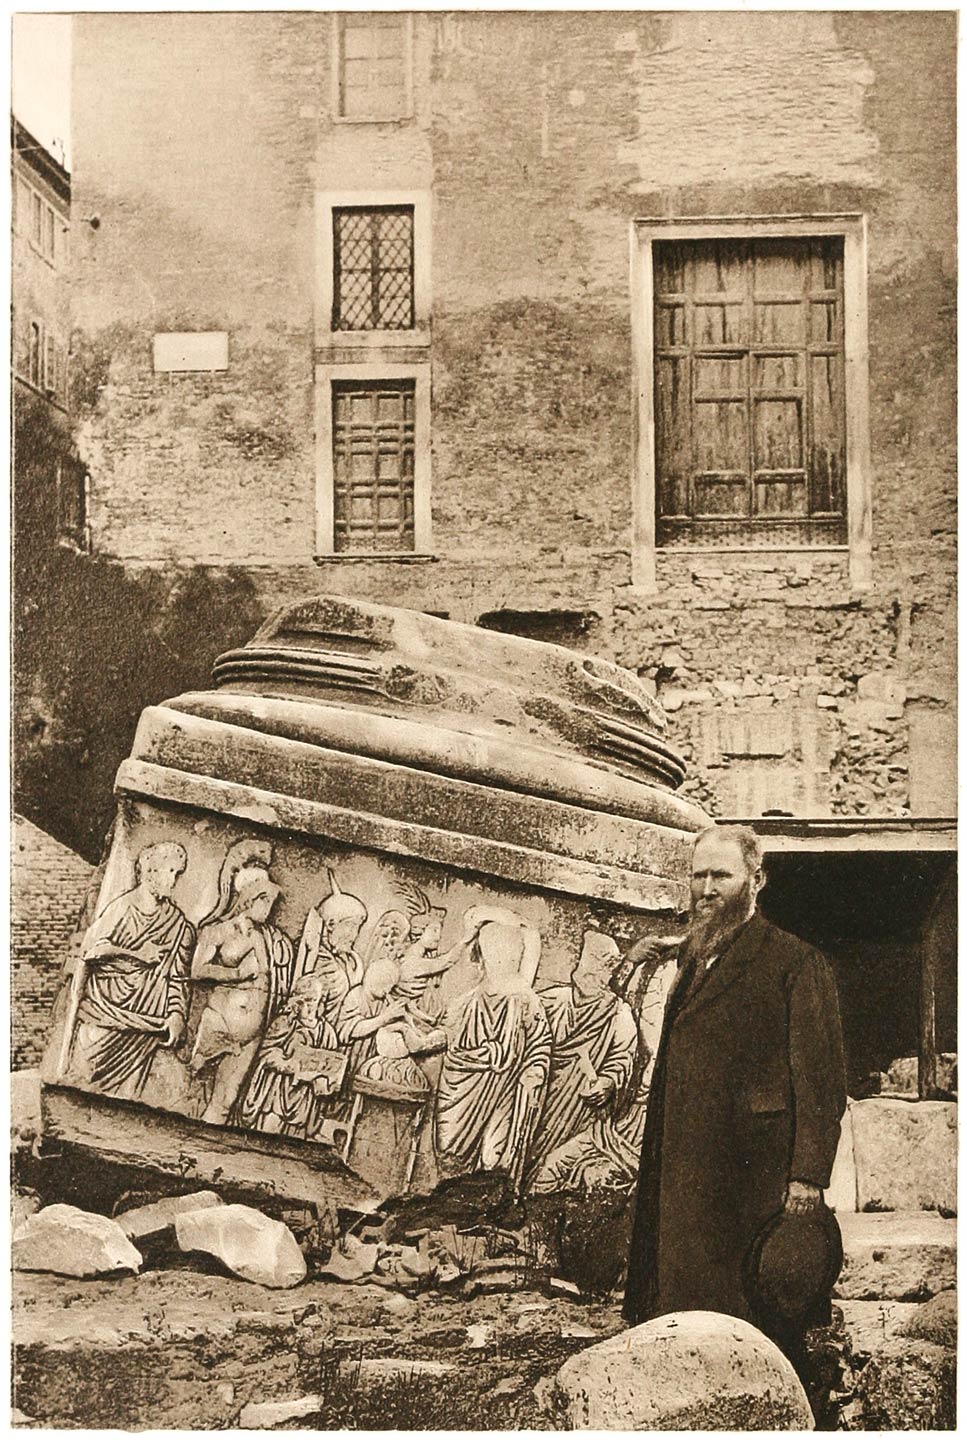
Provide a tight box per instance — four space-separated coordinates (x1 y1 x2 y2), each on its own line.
316 190 432 351
314 360 432 559
631 214 872 594
330 12 415 125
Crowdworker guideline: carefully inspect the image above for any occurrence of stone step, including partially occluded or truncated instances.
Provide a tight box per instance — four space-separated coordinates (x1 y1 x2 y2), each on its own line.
835 1211 956 1301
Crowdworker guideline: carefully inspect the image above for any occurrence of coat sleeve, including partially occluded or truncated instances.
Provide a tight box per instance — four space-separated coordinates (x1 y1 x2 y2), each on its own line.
788 948 848 1188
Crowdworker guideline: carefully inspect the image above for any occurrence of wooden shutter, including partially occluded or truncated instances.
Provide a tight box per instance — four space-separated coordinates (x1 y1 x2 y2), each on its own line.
332 380 415 553
655 236 846 545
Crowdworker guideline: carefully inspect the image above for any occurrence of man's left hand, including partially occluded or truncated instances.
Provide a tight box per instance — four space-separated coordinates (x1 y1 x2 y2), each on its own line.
784 1179 823 1214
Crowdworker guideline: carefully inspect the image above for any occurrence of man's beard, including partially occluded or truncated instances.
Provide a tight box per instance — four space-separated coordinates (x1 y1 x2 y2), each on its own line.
683 884 754 965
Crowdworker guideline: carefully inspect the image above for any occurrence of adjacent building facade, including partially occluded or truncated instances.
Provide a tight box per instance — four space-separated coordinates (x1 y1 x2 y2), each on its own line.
11 117 85 548
51 12 959 1086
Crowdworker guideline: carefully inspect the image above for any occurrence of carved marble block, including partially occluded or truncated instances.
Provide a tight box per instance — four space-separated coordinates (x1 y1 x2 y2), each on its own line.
43 596 708 1197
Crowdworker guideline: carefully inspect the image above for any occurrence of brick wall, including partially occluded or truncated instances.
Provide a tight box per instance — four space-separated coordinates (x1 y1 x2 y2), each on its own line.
65 11 956 821
12 815 93 1068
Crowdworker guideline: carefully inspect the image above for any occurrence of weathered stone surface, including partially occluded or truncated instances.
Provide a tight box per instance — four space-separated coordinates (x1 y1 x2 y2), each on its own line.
850 1099 956 1213
852 1339 956 1429
11 1069 42 1141
898 1289 956 1348
318 1235 380 1284
837 1299 922 1358
553 1310 814 1430
879 1052 957 1097
836 1212 956 1300
824 1099 857 1212
175 1204 306 1288
238 1395 322 1429
116 1190 224 1242
13 1204 142 1278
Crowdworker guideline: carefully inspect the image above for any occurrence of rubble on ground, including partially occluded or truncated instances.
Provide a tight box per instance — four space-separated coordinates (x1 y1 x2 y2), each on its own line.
175 1204 307 1289
117 1190 224 1243
13 1203 143 1279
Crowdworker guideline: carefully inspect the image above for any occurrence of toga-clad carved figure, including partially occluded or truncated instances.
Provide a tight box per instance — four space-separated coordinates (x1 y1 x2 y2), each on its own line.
527 929 639 1191
70 841 195 1101
435 917 552 1193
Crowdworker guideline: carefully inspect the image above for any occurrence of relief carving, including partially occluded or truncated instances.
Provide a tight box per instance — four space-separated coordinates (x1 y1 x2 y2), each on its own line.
52 824 680 1198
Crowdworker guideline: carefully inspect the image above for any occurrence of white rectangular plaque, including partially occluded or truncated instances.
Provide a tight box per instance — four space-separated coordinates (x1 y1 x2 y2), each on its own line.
153 331 229 373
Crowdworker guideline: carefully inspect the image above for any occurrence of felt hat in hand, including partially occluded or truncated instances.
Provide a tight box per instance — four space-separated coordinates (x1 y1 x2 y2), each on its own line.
743 1202 843 1327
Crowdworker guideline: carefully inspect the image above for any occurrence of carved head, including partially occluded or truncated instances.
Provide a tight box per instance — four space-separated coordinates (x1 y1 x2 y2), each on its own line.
136 842 188 900
289 973 325 1021
232 865 280 923
477 921 525 992
364 909 410 966
320 870 368 954
573 929 620 996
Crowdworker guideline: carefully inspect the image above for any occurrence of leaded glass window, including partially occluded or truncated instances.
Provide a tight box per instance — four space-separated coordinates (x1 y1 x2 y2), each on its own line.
333 206 415 331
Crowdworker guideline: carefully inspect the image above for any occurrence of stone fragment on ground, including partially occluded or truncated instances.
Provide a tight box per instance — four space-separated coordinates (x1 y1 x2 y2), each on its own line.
116 1190 224 1242
850 1098 956 1213
879 1053 956 1098
553 1310 814 1430
850 1339 956 1429
175 1204 306 1288
898 1288 956 1348
318 1233 380 1283
238 1394 322 1429
836 1211 956 1300
13 1203 143 1279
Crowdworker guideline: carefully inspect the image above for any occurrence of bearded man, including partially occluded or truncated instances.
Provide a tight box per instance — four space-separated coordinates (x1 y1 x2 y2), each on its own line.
623 824 846 1358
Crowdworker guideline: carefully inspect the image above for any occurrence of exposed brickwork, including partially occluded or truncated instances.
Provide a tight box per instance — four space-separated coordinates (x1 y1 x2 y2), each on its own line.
64 10 955 821
12 815 93 1068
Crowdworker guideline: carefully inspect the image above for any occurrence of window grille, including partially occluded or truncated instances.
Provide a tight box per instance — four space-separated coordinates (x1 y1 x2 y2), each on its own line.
654 236 847 545
333 206 415 331
337 12 409 120
332 380 415 552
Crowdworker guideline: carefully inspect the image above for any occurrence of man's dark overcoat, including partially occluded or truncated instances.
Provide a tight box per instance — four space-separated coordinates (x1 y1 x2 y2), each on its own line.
622 912 846 1329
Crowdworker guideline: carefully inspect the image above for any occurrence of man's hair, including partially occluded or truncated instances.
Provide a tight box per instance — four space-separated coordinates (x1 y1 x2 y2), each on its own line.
135 841 188 883
691 823 764 877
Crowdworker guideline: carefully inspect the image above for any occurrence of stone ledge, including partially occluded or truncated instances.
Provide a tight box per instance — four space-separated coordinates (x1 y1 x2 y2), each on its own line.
836 1212 956 1301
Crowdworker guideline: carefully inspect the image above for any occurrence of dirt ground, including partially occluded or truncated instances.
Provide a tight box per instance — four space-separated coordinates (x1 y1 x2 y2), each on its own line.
13 1264 625 1430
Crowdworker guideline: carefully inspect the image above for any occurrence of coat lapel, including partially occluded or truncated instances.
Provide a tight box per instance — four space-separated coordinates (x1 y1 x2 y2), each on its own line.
675 912 770 1022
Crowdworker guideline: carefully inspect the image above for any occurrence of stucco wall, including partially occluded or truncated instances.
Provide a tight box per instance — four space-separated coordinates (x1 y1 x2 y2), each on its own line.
65 10 956 821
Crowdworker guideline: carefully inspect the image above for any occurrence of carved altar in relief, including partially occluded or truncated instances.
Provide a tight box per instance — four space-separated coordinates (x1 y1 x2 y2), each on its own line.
43 596 708 1199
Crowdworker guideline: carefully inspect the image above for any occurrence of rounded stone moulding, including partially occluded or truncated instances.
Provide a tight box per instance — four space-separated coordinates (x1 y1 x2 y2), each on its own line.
124 594 709 910
45 596 710 1199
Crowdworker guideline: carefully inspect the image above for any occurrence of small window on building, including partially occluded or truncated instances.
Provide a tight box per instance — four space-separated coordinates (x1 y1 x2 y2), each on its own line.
43 333 56 394
333 206 415 331
15 177 30 233
30 191 43 249
336 12 411 120
653 236 847 546
28 322 42 387
57 455 90 551
45 205 56 261
332 379 415 552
